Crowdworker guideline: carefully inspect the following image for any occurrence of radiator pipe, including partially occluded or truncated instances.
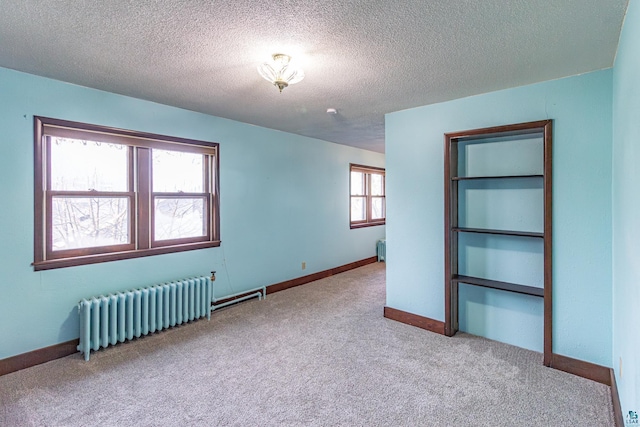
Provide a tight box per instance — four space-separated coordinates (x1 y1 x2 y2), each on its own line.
211 291 264 311
211 285 266 302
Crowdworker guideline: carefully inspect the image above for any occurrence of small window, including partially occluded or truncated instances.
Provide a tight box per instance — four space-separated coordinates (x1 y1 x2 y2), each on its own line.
350 164 385 228
34 117 220 270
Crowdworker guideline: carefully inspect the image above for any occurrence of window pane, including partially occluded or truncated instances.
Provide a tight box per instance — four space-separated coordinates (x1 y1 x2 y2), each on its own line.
155 198 206 240
51 197 130 250
351 196 366 221
372 197 385 220
371 173 384 196
350 172 364 195
50 138 128 191
153 149 203 192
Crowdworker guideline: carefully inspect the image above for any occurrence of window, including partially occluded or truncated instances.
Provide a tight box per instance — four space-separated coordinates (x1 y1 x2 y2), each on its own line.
33 117 220 270
350 164 385 228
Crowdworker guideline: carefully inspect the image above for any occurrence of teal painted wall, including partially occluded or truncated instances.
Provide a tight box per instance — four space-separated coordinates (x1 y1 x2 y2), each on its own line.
0 67 385 360
386 70 613 365
613 0 640 416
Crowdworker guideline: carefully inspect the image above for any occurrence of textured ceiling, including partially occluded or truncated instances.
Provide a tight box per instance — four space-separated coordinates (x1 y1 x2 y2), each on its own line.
0 0 629 153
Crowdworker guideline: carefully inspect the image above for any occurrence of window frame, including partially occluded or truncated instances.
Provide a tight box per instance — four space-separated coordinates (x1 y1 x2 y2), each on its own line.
33 116 220 271
349 163 386 229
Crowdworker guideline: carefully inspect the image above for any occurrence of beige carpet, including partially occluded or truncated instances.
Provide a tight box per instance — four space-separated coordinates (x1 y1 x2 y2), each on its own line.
0 263 613 426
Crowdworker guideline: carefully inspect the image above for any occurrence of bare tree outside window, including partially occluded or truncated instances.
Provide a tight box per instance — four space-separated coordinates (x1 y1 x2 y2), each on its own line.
50 138 130 250
154 198 205 240
152 149 208 241
52 197 129 250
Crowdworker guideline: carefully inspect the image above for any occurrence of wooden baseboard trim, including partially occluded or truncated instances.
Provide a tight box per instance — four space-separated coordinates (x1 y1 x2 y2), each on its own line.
211 256 379 306
382 311 616 388
267 256 378 294
548 355 623 424
0 339 79 377
0 256 380 376
610 368 624 427
549 353 611 385
383 306 446 335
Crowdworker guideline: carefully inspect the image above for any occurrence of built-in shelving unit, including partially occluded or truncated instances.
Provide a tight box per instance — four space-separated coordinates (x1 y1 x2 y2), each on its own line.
444 120 553 366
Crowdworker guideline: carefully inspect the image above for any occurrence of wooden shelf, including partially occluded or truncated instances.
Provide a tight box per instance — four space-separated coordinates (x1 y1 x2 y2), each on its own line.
452 174 543 181
453 275 544 297
452 227 544 238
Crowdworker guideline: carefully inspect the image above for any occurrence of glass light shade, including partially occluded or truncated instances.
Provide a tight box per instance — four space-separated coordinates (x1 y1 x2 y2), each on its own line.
257 54 305 92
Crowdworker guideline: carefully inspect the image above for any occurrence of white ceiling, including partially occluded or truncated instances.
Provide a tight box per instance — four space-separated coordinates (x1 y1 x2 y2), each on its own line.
0 0 629 153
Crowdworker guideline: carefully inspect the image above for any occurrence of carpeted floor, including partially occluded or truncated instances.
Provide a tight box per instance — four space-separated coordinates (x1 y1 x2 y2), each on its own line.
0 263 613 426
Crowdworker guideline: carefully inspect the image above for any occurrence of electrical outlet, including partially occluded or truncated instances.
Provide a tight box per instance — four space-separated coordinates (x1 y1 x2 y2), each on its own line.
302 261 306 270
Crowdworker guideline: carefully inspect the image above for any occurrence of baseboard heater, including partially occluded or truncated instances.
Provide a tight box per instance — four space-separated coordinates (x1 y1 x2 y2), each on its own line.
78 276 212 361
211 286 266 311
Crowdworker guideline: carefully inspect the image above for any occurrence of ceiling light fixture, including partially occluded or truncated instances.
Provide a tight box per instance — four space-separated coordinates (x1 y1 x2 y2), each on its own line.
257 53 304 93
